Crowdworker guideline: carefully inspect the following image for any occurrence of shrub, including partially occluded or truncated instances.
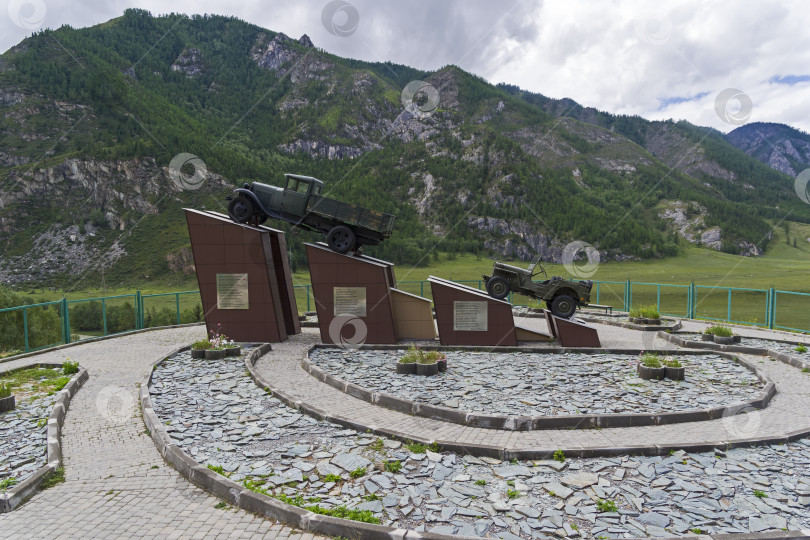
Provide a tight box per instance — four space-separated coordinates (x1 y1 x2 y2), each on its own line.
192 339 212 350
63 360 79 374
405 440 426 453
400 345 445 365
323 474 342 483
0 381 11 398
640 353 662 368
795 345 808 353
629 305 659 319
384 460 402 473
596 498 617 512
350 467 366 478
553 449 566 463
705 325 733 337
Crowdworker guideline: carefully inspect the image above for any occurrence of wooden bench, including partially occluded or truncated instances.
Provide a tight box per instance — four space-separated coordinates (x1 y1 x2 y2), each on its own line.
584 304 613 315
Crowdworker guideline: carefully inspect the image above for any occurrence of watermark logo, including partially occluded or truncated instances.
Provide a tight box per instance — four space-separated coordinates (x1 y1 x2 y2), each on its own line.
95 386 134 424
169 153 207 191
8 0 46 30
634 15 672 45
321 0 360 37
714 88 753 126
401 80 440 117
561 241 600 278
721 404 761 438
794 168 810 205
328 314 367 349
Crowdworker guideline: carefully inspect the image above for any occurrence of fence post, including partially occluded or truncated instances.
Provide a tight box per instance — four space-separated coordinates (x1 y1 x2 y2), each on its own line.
176 293 181 326
102 298 108 336
135 291 142 330
62 298 71 344
22 307 30 353
421 281 424 298
689 282 696 319
768 286 775 329
307 286 311 312
596 282 600 305
727 289 732 323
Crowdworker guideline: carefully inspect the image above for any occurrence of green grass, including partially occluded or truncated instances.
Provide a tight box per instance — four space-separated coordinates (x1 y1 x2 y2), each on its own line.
0 477 18 490
384 460 402 473
62 360 79 375
404 440 426 453
596 498 618 512
506 489 521 499
754 489 767 498
0 367 73 398
705 325 734 337
475 479 486 486
553 449 566 463
41 467 65 489
640 353 662 368
349 467 366 479
323 474 343 483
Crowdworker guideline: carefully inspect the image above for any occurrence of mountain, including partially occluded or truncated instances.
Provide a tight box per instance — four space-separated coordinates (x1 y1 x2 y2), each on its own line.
725 122 810 177
0 9 808 288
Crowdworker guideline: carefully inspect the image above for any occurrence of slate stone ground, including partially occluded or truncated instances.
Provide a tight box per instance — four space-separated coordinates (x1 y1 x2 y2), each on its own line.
0 327 327 540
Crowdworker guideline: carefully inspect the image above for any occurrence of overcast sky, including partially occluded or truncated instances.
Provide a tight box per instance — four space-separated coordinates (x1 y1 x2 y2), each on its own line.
3 0 810 133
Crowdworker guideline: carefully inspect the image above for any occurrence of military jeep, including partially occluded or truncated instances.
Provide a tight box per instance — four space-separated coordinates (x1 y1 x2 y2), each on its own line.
483 256 593 318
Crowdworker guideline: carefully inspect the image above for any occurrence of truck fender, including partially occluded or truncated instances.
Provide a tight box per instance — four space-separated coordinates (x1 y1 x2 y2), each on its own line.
232 188 276 220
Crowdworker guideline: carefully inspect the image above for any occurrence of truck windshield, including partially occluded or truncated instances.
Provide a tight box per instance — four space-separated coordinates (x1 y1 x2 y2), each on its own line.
295 181 309 194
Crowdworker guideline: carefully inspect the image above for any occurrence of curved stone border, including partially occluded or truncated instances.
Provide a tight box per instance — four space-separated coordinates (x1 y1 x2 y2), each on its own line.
141 345 469 540
0 322 204 366
579 315 682 332
301 345 775 431
659 331 810 370
0 362 89 512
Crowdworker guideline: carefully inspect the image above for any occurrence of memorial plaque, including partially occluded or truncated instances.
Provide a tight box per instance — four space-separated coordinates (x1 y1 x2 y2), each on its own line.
453 301 488 331
333 287 367 317
216 273 249 309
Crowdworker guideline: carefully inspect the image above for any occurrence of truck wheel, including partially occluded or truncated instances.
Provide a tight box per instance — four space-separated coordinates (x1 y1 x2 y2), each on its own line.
551 295 577 319
486 276 510 300
228 196 254 224
326 225 356 254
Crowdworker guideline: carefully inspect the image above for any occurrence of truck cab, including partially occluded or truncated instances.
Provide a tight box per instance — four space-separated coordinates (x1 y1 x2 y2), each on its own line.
280 174 323 217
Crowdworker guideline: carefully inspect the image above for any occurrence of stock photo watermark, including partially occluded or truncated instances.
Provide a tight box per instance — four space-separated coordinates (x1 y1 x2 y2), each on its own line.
95 385 135 424
795 168 810 205
401 80 441 117
714 88 753 126
321 0 360 37
634 15 672 45
328 314 367 349
561 241 600 279
8 0 46 30
169 152 207 191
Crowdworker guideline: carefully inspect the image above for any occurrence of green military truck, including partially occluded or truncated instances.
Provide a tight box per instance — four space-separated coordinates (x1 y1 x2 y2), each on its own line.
483 256 593 318
226 174 396 254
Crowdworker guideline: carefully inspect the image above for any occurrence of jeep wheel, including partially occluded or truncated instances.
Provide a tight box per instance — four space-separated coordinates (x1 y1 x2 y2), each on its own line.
326 225 356 254
227 196 254 224
550 295 577 318
486 276 510 300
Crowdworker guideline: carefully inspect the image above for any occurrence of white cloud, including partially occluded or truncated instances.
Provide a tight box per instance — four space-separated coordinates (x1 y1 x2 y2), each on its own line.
2 0 810 132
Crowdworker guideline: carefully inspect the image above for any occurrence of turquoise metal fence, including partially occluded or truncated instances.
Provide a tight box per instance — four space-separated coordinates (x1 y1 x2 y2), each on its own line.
2 279 809 356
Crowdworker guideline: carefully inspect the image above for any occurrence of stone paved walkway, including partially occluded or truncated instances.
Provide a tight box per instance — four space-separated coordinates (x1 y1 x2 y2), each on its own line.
0 327 328 540
254 321 810 453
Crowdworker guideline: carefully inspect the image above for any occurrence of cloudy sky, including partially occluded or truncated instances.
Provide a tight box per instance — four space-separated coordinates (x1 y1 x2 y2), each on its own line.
3 0 810 132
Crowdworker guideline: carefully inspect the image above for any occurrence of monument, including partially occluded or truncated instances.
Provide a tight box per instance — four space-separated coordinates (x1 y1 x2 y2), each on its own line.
185 209 300 343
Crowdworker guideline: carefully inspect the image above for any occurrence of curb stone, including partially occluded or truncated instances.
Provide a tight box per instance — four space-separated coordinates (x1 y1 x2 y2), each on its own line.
0 362 88 512
301 345 776 431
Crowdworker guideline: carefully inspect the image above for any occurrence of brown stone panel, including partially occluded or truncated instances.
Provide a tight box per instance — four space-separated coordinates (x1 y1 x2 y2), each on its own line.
428 276 517 346
185 209 300 343
305 243 398 345
553 316 602 347
390 289 436 340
